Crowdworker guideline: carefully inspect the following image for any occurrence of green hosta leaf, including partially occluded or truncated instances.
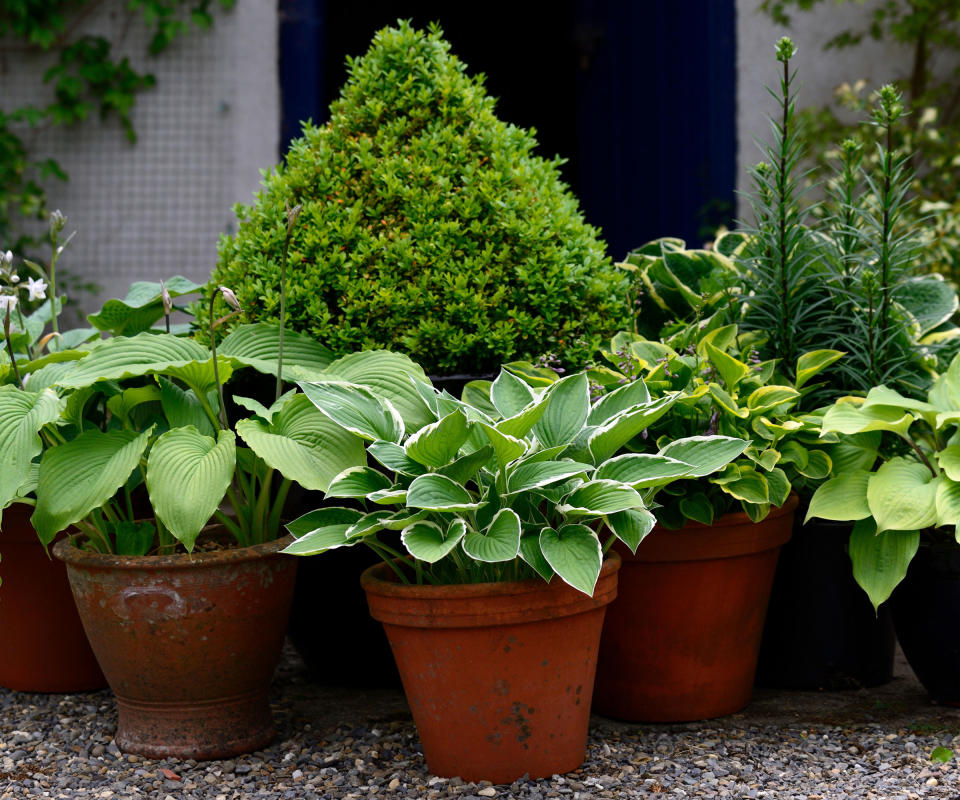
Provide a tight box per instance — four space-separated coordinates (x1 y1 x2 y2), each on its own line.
746 385 800 414
462 508 521 562
778 440 809 469
936 478 960 527
438 445 493 484
478 422 527 468
827 432 881 474
559 479 644 516
745 446 780 471
321 350 432 433
867 458 938 533
462 380 498 418
496 398 548 438
821 401 915 436
539 524 602 595
861 385 938 428
519 534 554 581
282 507 365 555
708 384 749 419
658 435 750 477
146 428 236 552
33 428 153 546
405 409 469 467
588 380 651 425
795 449 831 480
506 460 592 494
938 445 960 481
406 473 479 511
235 393 366 491
594 453 694 488
0 386 63 510
219 323 334 381
679 493 714 525
368 440 427 476
113 521 156 556
326 466 392 499
716 466 769 504
165 358 232 398
87 276 202 335
765 468 791 507
533 372 590 449
795 350 845 390
752 416 804 440
106 385 162 423
299 380 404 443
895 275 959 337
696 323 739 356
606 507 657 552
503 360 561 388
159 376 216 436
491 369 535 418
401 519 466 563
849 519 919 611
588 394 679 463
705 341 750 390
56 333 210 389
807 470 871 522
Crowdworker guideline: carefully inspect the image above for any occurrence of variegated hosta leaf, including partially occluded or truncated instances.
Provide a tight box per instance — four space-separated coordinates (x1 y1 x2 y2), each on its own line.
491 369 536 418
588 379 650 426
282 507 365 555
593 453 694 489
33 427 153 546
478 422 527 468
368 440 427 476
325 466 393 499
402 518 466 563
462 508 521 562
0 386 64 510
533 372 590 449
587 394 678 463
299 380 404 443
406 473 479 511
558 479 644 517
505 460 592 494
236 393 366 492
405 409 469 467
539 524 602 595
146 427 236 552
519 533 554 581
605 508 656 553
658 435 750 477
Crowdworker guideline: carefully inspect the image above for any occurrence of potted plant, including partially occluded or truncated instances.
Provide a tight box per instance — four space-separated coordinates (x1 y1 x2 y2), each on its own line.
807 351 960 703
283 366 746 782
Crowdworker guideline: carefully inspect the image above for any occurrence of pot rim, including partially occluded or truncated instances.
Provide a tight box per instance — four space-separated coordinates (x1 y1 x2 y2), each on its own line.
53 532 295 571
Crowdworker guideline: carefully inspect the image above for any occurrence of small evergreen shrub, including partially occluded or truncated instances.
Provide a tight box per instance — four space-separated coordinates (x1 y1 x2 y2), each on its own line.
208 21 628 375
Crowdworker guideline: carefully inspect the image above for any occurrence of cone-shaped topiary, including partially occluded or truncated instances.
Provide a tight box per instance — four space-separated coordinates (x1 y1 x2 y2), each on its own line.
208 21 628 375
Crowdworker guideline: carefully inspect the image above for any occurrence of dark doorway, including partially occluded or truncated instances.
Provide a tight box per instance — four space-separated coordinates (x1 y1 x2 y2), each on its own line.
279 0 736 258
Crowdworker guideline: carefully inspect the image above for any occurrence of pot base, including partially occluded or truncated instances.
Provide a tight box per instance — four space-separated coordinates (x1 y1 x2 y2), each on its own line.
115 688 275 760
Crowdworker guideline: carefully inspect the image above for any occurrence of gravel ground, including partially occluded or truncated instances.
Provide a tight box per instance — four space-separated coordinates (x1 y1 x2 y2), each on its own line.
2 645 960 799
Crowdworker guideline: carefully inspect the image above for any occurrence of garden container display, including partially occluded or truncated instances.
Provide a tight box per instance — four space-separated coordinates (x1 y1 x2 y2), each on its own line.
0 504 105 692
54 532 297 759
361 554 621 784
594 498 796 722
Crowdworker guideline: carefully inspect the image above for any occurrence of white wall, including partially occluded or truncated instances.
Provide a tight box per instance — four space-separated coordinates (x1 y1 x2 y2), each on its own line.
0 1 279 316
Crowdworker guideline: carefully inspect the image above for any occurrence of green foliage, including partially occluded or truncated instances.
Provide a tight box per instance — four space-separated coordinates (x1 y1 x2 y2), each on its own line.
0 0 235 251
285 366 748 595
209 21 628 376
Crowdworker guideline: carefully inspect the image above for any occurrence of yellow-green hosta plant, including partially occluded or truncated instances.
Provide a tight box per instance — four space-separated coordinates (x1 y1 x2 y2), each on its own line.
807 351 960 610
282 368 750 595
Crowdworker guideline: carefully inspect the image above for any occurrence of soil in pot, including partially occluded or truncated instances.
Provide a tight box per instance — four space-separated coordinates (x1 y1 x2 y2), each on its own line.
755 511 895 690
0 504 105 692
54 532 297 760
361 554 621 784
593 498 796 723
890 538 960 705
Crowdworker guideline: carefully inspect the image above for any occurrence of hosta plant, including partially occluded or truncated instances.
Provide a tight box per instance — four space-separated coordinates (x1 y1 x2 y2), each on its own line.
283 368 750 596
806 350 960 610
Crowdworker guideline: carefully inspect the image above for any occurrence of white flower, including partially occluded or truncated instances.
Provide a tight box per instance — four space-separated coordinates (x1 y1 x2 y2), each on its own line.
0 294 18 313
26 277 48 301
1 250 11 266
10 274 19 284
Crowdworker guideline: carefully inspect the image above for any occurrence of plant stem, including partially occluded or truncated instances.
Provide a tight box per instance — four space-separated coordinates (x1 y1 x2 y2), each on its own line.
207 294 229 429
3 308 23 386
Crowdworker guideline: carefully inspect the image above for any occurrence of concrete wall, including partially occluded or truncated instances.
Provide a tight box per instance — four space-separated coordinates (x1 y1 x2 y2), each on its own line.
0 1 279 317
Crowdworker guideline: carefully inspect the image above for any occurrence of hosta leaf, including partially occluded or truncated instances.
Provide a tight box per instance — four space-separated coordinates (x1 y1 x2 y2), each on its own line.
401 519 466 563
299 380 404 443
587 394 679 463
765 467 791 507
462 508 521 562
344 511 393 540
87 276 203 335
477 422 527 468
406 473 479 511
368 440 427 476
936 478 960 527
0 386 63 510
539 525 602 595
746 385 800 414
717 467 769 504
795 449 831 480
938 445 960 481
533 372 590 449
146 428 236 552
795 349 845 390
849 519 919 612
495 397 548 438
159 376 216 436
282 507 365 555
405 409 469 467
826 432 881 474
366 486 408 505
519 534 554 581
106 385 162 423
286 507 363 538
491 369 535 418
506 460 592 494
594 453 694 488
867 458 938 533
679 493 714 525
559 479 644 516
33 428 153 546
438 445 493 484
325 466 392 499
462 380 498 418
807 470 872 522
658 435 749 477
235 393 366 492
219 323 334 381
588 380 651 425
821 400 915 436
606 508 656 553
705 341 750 391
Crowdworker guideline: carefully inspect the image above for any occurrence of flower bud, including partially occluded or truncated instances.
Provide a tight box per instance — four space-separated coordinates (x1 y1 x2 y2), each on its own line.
50 210 66 235
218 286 241 311
160 280 173 315
775 36 797 63
286 203 303 235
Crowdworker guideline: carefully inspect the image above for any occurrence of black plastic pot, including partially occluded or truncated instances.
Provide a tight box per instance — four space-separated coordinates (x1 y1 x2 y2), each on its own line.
754 512 896 690
890 538 960 705
427 372 497 400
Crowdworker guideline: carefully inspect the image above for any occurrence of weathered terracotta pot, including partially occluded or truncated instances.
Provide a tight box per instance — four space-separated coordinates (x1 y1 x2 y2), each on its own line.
594 497 796 722
361 554 621 784
54 533 297 760
0 504 105 692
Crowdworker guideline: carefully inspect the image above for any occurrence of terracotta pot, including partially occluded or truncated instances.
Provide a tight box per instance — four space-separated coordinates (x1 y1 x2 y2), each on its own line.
593 497 796 722
0 504 105 692
361 554 621 783
54 533 297 760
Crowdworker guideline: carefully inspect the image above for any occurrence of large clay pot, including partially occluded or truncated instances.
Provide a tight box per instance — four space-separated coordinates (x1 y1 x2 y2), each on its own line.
361 554 621 783
594 498 796 722
756 512 895 690
0 504 105 692
54 533 297 760
890 538 960 705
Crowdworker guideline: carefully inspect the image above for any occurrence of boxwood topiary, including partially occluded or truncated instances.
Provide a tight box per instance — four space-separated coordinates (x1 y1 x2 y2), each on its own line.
207 21 628 376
